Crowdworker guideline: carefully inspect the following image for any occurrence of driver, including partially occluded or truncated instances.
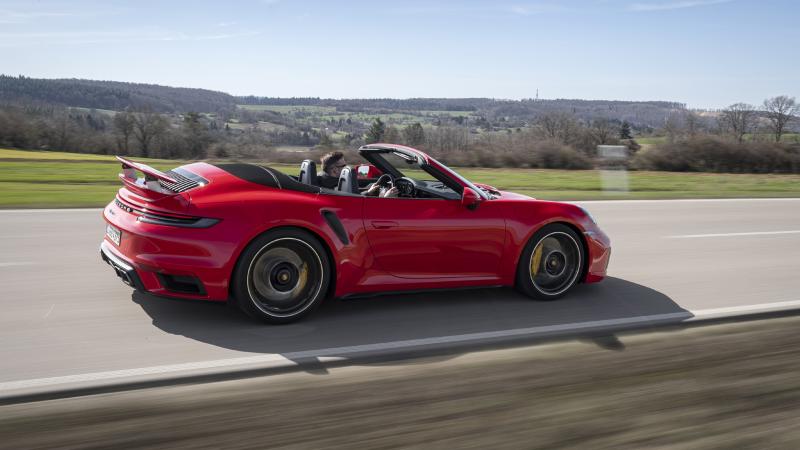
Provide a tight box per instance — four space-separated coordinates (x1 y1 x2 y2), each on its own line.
320 152 398 197
318 151 347 189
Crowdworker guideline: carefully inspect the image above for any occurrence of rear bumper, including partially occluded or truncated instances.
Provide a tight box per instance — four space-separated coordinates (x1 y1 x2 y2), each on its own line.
100 241 145 291
101 200 233 301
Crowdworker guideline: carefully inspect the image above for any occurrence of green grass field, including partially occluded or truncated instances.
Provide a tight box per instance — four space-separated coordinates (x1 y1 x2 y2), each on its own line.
2 148 800 208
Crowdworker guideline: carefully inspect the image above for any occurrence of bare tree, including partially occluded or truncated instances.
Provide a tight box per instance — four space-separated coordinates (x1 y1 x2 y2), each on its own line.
685 110 702 138
720 103 755 144
113 111 135 154
133 110 169 157
383 125 401 144
763 95 798 142
536 111 575 144
589 118 615 145
663 112 684 142
402 122 425 146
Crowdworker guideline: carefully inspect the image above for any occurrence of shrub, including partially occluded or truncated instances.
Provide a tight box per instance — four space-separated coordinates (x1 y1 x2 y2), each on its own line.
632 137 800 173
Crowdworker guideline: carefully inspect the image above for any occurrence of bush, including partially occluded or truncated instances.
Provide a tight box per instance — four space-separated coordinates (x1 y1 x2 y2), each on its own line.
632 137 800 173
529 141 593 169
431 140 591 170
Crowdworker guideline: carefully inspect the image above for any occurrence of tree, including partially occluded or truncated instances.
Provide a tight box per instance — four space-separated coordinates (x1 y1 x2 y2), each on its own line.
113 111 135 154
685 111 702 137
536 112 575 144
133 110 168 157
318 131 333 148
721 103 755 144
619 121 633 139
663 112 684 142
403 122 425 146
383 125 401 144
763 95 798 142
182 112 212 158
365 118 385 144
590 118 615 145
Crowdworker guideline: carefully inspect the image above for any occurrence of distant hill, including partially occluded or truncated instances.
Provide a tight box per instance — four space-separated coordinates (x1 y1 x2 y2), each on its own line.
237 96 687 128
0 75 237 113
0 75 688 128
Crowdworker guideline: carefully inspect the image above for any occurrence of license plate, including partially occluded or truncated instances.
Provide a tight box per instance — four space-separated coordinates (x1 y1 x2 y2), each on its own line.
106 224 121 246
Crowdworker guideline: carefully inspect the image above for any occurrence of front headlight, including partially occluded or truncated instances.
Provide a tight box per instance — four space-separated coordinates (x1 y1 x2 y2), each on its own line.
579 207 597 225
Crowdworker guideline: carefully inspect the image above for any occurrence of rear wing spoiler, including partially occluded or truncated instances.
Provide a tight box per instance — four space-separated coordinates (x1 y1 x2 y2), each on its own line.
117 156 176 198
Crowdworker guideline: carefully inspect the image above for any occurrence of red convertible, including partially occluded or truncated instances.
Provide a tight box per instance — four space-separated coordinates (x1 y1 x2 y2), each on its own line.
101 144 610 323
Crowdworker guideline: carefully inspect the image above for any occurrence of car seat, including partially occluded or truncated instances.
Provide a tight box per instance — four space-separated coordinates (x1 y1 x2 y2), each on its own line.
299 160 319 186
337 166 359 194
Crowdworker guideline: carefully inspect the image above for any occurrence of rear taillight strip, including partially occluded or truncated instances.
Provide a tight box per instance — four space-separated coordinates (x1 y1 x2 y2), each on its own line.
115 198 219 228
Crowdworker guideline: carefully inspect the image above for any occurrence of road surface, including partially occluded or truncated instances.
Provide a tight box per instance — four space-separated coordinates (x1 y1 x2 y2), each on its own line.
1 198 799 399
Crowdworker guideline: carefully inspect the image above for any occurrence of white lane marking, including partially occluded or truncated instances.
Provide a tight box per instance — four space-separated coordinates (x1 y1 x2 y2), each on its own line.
3 299 800 394
0 208 103 213
667 230 800 239
572 198 800 204
0 262 34 267
689 300 800 318
0 355 292 391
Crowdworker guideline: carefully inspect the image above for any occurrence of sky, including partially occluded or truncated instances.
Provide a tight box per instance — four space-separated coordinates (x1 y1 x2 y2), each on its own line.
0 0 797 108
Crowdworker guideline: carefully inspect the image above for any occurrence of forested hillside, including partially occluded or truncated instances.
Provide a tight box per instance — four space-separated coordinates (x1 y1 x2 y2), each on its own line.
0 75 236 113
237 96 686 128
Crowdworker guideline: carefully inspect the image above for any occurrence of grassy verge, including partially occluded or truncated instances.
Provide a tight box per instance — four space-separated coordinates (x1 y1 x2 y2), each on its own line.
2 148 800 208
3 316 800 448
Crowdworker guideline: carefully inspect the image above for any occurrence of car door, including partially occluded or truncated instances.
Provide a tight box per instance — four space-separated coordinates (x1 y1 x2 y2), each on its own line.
362 197 506 279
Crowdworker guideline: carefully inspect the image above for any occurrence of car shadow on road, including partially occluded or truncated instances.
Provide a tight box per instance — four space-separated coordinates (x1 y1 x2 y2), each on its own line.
131 276 691 372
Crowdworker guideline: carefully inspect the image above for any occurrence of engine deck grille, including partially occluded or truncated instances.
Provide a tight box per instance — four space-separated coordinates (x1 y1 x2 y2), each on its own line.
158 169 206 193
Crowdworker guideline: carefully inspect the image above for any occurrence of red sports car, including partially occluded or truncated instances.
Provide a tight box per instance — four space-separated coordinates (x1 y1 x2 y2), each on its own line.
101 144 610 323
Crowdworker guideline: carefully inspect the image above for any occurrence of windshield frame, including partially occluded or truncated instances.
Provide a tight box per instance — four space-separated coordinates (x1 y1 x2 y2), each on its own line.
358 145 489 200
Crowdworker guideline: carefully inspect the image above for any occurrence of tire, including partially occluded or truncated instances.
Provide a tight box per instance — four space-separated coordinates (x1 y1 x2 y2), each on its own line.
516 223 584 301
233 228 331 324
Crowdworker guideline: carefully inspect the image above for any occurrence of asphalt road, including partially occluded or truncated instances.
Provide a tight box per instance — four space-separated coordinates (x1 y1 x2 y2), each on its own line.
1 198 799 398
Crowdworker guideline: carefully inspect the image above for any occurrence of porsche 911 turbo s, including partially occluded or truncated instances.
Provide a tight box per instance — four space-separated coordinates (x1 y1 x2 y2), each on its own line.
100 144 610 323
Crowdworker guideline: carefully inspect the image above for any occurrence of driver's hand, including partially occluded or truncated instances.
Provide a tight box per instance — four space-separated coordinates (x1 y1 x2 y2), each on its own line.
364 183 381 197
381 187 399 198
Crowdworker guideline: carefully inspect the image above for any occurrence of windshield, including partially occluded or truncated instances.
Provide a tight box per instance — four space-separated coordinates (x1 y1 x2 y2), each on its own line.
380 151 431 180
426 155 490 200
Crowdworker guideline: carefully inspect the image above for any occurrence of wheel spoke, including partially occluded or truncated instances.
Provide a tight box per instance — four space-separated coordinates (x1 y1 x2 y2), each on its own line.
529 231 581 296
247 238 323 317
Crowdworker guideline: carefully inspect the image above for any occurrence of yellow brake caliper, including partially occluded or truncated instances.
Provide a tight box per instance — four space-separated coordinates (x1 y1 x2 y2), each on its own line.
531 243 543 277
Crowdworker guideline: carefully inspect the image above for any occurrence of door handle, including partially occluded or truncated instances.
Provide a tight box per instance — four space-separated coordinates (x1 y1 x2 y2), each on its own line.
371 220 399 229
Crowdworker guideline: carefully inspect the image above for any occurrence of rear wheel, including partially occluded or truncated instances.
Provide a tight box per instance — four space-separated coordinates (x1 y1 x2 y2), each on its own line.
516 224 584 300
233 229 330 324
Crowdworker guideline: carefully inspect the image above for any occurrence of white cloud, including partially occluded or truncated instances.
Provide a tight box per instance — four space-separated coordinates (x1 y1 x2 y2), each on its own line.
629 0 734 12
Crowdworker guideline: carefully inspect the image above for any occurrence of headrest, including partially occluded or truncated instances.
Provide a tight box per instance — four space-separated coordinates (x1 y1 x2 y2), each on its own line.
337 166 359 194
299 160 318 186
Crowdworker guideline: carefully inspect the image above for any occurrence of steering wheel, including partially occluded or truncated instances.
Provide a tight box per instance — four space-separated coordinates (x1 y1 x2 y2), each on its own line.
375 173 394 188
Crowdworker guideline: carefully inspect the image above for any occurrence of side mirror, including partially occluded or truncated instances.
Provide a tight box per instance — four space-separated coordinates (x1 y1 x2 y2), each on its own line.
356 164 381 179
461 187 482 210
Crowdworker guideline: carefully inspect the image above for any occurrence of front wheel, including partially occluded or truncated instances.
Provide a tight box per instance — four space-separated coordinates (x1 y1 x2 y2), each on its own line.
516 224 584 300
233 229 330 324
